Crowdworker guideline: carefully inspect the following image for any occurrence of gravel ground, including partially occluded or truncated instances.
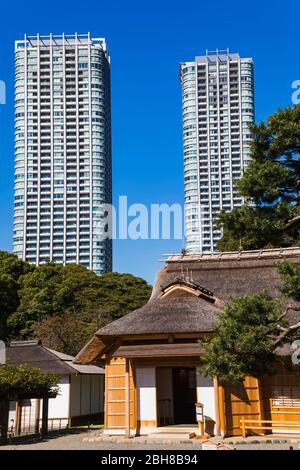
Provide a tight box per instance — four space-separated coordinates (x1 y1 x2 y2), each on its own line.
0 430 299 451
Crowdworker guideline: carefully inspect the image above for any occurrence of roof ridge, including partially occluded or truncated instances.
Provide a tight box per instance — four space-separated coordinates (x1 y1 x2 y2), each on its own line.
37 345 76 374
162 247 300 263
9 340 40 348
44 347 104 374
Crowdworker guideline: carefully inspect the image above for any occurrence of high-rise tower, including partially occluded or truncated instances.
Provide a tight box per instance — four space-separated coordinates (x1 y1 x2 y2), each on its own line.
180 49 254 253
13 33 112 274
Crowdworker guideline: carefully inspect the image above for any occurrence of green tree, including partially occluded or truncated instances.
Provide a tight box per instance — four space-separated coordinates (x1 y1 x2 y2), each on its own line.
0 364 59 398
0 275 19 338
200 261 300 383
0 364 59 441
0 252 31 339
0 251 152 348
218 105 300 251
6 261 152 343
277 260 300 300
90 272 153 321
0 251 32 280
35 312 103 356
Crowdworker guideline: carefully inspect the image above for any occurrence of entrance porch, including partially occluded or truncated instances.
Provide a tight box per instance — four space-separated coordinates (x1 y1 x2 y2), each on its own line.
136 363 216 436
156 367 197 426
103 353 217 437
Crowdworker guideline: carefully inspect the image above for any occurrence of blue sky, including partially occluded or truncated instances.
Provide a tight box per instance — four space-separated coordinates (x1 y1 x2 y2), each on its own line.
0 0 299 283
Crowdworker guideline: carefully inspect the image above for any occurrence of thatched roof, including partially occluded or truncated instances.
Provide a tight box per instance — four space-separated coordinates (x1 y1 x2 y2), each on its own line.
153 247 300 301
97 289 221 336
74 247 300 365
74 284 220 364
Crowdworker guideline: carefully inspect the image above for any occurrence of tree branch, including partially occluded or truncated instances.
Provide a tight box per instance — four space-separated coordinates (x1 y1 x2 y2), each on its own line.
273 321 300 347
276 304 300 322
283 215 300 230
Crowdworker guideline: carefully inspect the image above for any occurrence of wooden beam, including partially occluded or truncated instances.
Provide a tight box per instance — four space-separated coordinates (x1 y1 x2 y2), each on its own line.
121 334 168 341
120 333 211 341
134 357 202 368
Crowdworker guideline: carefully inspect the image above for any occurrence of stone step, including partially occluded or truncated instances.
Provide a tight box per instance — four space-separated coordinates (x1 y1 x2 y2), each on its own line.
154 426 198 434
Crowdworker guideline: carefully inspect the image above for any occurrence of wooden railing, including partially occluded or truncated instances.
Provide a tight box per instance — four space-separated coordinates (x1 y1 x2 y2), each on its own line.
240 417 300 438
9 417 70 437
39 417 70 432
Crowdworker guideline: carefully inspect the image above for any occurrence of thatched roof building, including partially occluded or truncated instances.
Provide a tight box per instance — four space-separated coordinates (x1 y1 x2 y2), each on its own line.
75 247 300 365
75 247 300 439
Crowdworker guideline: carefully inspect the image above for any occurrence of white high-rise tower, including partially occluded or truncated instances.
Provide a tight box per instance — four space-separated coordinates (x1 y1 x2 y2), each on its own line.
13 33 112 274
180 49 254 253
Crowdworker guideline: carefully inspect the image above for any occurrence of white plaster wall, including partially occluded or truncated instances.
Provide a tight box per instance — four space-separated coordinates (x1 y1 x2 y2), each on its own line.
47 376 70 420
99 375 104 413
81 375 91 416
10 392 69 432
8 375 104 431
90 375 103 414
136 367 156 422
70 374 104 417
196 371 216 426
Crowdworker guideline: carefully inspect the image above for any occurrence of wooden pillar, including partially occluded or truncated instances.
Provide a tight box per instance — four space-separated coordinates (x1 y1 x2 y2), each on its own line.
41 396 49 437
104 360 109 431
218 383 226 437
256 378 263 423
15 400 22 436
241 416 246 438
213 378 221 436
0 399 9 442
125 359 130 438
131 361 137 433
35 399 41 434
